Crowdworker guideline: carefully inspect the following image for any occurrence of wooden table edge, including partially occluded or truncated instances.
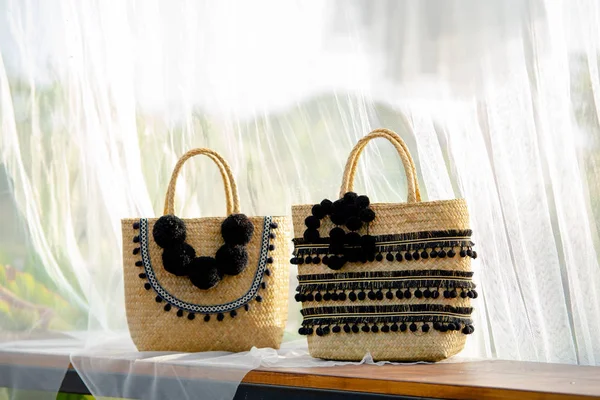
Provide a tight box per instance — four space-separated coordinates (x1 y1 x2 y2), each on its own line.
243 369 600 400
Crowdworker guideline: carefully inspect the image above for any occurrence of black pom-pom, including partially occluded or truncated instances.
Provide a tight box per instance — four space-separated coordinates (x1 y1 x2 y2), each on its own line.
320 199 333 214
144 283 151 290
338 292 347 301
355 195 370 209
328 242 344 255
329 227 346 242
345 232 361 245
359 208 376 223
164 304 171 311
327 255 346 270
376 253 383 262
352 325 360 333
415 289 423 298
409 323 418 332
358 291 366 301
346 216 363 231
432 290 440 299
204 314 211 322
343 192 358 203
376 290 384 300
386 253 394 262
421 251 429 259
305 215 321 229
460 249 467 257
230 310 237 318
422 324 430 333
343 324 351 333
405 252 413 261
332 325 341 333
217 313 225 321
447 249 456 258
332 199 345 214
400 323 408 332
360 235 376 253
311 204 326 219
361 324 370 333
368 290 376 300
315 292 322 302
395 252 403 262
345 204 359 217
216 244 248 276
303 228 320 242
391 323 399 332
221 214 254 245
188 257 222 290
162 243 196 276
349 292 357 301
177 309 184 317
371 325 379 333
153 215 187 248
187 313 195 320
381 324 390 333
330 212 346 226
323 292 332 301
404 290 412 299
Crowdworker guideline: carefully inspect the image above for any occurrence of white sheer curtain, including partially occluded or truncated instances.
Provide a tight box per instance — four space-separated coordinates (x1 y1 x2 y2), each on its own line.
1 0 600 398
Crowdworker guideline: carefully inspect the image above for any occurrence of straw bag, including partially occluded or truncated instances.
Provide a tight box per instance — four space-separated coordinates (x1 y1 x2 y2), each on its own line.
291 128 477 362
122 149 290 352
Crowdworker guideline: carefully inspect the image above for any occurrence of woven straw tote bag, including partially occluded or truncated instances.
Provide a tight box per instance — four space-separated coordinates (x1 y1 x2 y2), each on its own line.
122 148 290 352
291 128 478 362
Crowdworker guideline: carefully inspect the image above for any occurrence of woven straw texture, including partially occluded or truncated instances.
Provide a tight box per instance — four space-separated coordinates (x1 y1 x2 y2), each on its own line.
292 128 473 362
122 148 290 353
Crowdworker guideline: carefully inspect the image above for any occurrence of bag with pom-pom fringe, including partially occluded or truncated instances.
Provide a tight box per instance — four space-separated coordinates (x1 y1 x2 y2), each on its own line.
291 128 478 362
122 148 290 352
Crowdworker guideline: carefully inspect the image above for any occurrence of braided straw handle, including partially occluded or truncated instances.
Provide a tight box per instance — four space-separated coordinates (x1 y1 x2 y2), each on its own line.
163 148 241 215
340 128 422 202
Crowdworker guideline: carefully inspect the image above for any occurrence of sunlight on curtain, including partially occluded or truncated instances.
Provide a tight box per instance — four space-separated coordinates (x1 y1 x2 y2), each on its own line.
1 0 600 397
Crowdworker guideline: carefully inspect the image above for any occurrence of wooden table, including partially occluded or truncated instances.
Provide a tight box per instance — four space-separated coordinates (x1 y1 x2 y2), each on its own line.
1 350 599 399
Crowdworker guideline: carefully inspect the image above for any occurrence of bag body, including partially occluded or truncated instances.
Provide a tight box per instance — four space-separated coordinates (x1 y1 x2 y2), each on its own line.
291 129 477 362
122 149 290 352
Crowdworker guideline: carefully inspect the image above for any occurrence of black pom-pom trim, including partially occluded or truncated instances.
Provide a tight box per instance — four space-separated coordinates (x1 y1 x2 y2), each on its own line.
221 214 254 245
153 215 186 248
